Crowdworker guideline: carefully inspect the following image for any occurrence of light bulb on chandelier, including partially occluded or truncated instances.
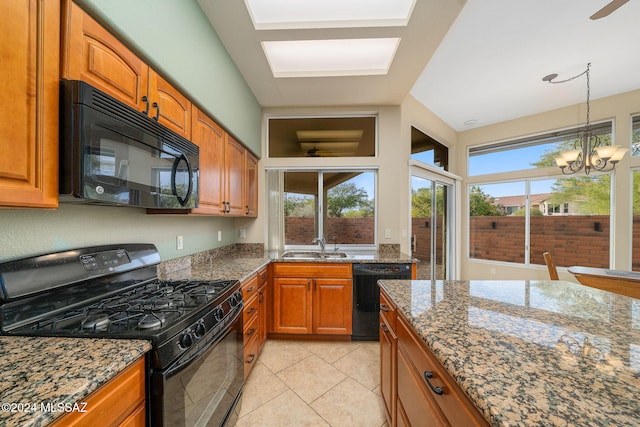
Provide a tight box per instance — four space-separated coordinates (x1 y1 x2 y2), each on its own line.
542 63 628 175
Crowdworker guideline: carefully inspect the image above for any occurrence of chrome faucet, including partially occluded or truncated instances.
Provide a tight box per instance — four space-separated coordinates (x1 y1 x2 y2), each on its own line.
312 236 326 254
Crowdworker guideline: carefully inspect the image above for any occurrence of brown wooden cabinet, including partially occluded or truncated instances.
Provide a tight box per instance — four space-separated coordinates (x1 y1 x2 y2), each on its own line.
62 0 191 139
244 151 258 217
242 267 269 378
52 357 146 427
0 0 59 208
224 134 246 215
190 107 225 215
379 290 397 426
272 263 352 336
380 288 488 427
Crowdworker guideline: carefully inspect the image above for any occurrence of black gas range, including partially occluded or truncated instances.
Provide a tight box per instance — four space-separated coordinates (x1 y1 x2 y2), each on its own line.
0 244 244 426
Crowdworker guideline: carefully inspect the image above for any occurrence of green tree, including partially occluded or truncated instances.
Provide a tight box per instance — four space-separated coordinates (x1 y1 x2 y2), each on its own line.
327 182 371 217
284 194 314 217
469 186 504 216
412 187 432 217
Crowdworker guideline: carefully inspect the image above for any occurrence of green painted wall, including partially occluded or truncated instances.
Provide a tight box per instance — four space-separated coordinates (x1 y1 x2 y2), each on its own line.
78 0 261 155
1 1 260 262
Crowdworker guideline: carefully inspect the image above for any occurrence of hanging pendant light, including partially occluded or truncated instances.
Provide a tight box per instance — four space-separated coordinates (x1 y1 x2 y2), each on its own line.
542 63 628 175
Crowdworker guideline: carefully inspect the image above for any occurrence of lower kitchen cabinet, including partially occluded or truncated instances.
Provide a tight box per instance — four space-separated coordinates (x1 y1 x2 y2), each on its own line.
242 267 269 378
380 289 488 427
52 357 146 427
272 263 352 336
379 291 397 425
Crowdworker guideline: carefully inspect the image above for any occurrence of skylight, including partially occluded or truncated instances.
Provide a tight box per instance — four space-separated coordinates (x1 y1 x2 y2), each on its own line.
262 38 401 78
244 0 416 29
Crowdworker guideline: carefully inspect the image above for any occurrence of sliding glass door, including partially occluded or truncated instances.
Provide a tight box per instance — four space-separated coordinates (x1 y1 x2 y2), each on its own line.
411 175 453 280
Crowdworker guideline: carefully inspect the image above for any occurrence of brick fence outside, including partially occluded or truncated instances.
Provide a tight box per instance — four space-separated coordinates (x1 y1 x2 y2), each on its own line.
286 215 640 270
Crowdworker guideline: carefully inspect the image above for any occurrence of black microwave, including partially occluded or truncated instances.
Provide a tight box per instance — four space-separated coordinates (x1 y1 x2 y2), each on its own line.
59 79 199 209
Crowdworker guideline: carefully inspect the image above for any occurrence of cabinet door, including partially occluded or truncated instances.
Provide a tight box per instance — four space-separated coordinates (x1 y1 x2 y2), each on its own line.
244 151 258 217
380 316 397 425
397 347 450 427
148 70 191 139
224 134 246 215
273 278 312 334
258 281 268 352
312 278 352 335
190 107 225 215
0 0 59 208
61 0 148 111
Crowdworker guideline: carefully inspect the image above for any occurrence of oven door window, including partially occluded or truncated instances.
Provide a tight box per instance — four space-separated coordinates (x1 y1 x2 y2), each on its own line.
160 317 243 427
83 122 193 208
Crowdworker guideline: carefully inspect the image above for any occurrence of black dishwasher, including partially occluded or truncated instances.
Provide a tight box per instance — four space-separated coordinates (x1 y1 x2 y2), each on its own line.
352 263 412 340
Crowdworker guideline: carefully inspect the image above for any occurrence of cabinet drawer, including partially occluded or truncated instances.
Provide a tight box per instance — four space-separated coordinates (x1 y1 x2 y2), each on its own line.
257 266 268 286
243 312 258 343
272 263 352 278
243 293 259 326
243 333 259 380
380 289 397 331
397 315 487 427
242 275 259 301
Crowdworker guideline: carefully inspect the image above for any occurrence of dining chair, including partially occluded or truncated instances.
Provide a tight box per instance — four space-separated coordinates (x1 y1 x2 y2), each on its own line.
543 252 559 280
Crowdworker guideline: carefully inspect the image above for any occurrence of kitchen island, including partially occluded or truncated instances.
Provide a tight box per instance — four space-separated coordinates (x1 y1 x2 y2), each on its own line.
379 279 640 426
0 336 150 427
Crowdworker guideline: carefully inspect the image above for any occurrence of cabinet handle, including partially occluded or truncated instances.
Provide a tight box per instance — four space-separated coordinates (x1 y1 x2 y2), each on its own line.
380 322 389 333
260 273 267 280
246 354 255 364
423 371 444 395
380 303 391 312
247 327 256 337
247 307 256 315
259 291 264 303
307 279 311 291
247 286 255 292
141 96 149 114
246 205 249 215
152 101 160 121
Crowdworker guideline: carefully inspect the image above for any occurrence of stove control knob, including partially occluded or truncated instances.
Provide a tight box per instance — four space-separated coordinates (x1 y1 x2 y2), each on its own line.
178 333 193 349
194 322 206 338
213 307 224 321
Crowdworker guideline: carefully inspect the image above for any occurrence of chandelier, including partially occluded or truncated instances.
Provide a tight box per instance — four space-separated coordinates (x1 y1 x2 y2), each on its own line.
543 63 627 175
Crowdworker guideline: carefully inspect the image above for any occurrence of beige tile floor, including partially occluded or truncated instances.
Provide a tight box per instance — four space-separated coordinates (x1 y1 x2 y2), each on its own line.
235 339 388 427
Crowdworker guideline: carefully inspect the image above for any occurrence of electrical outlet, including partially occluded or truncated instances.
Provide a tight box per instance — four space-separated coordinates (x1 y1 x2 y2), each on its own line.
239 229 246 239
176 235 183 250
384 229 391 239
217 230 222 241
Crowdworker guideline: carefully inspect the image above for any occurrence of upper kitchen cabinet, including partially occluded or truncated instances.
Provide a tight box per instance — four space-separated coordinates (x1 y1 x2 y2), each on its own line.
245 150 258 217
224 134 246 216
0 0 60 208
61 0 191 139
190 107 225 215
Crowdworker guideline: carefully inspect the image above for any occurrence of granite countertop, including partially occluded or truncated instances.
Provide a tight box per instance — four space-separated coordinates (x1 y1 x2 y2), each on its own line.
0 336 151 427
379 279 640 427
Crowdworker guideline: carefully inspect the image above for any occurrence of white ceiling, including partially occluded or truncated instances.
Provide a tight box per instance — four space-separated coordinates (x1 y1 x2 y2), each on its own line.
199 0 640 132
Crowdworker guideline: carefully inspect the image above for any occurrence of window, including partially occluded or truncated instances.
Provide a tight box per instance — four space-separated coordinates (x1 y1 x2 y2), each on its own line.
268 116 376 158
633 169 640 271
282 170 376 247
469 122 613 176
632 115 640 157
468 122 614 268
410 126 449 171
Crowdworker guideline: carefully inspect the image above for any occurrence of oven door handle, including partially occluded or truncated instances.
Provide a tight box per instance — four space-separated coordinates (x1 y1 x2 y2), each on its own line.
165 305 243 378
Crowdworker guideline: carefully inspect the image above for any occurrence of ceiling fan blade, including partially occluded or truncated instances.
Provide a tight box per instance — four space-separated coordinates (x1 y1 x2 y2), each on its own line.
590 0 630 20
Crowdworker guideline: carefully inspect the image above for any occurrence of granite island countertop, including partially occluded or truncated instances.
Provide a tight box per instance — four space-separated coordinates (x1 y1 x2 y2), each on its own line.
379 279 640 426
0 336 151 427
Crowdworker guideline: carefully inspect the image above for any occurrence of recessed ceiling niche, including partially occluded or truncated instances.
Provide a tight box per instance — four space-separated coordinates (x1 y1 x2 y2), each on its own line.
268 116 376 158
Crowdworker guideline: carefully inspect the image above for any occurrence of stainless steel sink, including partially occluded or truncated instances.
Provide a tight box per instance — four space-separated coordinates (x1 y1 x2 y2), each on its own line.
281 251 348 259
